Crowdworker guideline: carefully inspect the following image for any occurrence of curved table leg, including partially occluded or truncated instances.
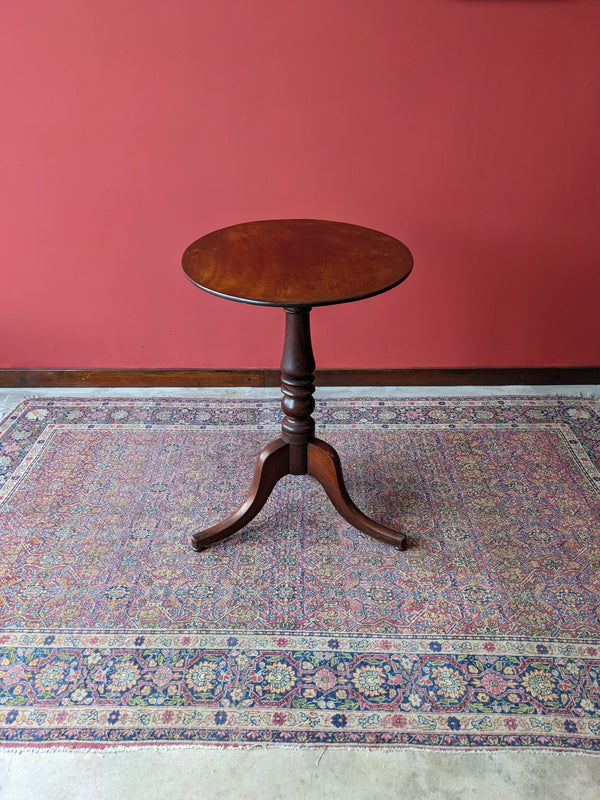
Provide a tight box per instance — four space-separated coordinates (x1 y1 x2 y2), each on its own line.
307 438 406 550
191 438 290 551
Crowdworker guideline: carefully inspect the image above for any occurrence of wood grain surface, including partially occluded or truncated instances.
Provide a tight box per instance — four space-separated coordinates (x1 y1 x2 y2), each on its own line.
182 219 413 307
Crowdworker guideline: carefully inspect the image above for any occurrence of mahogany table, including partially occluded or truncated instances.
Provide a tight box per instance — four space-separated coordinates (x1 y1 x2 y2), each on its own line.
182 219 413 550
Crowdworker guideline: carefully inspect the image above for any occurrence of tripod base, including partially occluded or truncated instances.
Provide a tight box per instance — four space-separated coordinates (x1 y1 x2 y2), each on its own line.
190 437 406 551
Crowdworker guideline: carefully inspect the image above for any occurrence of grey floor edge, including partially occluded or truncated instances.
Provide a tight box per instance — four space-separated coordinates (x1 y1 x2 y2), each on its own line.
1 386 599 799
1 747 600 800
1 384 599 424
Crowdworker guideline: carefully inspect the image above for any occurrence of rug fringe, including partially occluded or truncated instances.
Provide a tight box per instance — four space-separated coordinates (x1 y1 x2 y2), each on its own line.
1 743 599 757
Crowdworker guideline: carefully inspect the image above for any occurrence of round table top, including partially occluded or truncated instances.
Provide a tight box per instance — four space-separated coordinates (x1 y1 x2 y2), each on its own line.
182 219 413 307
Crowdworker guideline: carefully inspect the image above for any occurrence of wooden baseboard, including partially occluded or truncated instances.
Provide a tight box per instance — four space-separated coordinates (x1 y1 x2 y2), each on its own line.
0 367 599 388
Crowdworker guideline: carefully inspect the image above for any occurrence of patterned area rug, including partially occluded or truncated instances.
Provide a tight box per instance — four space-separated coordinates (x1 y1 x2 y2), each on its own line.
0 396 599 750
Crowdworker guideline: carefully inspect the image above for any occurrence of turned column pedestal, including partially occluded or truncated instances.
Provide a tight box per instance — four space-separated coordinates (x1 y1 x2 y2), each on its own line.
189 306 407 550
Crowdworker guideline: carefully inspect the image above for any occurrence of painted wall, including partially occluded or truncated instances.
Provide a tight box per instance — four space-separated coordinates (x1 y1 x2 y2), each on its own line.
1 0 599 369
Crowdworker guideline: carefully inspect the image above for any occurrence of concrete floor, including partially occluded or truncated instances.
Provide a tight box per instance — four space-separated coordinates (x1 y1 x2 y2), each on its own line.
1 385 599 800
2 746 600 800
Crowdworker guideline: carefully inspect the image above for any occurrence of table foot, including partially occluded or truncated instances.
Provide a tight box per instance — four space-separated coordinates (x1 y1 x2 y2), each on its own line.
307 438 407 550
190 438 290 551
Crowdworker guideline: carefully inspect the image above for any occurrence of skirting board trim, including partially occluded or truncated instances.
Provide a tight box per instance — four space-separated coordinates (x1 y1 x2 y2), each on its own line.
1 368 599 388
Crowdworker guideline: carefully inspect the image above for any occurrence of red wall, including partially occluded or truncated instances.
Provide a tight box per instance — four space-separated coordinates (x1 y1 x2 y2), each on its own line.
1 0 599 369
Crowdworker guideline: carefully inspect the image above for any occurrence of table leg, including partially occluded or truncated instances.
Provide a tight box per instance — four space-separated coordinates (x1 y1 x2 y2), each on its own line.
307 438 406 550
190 439 290 550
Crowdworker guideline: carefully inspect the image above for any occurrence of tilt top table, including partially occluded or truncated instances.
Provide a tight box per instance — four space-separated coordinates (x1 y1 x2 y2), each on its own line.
182 219 413 551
